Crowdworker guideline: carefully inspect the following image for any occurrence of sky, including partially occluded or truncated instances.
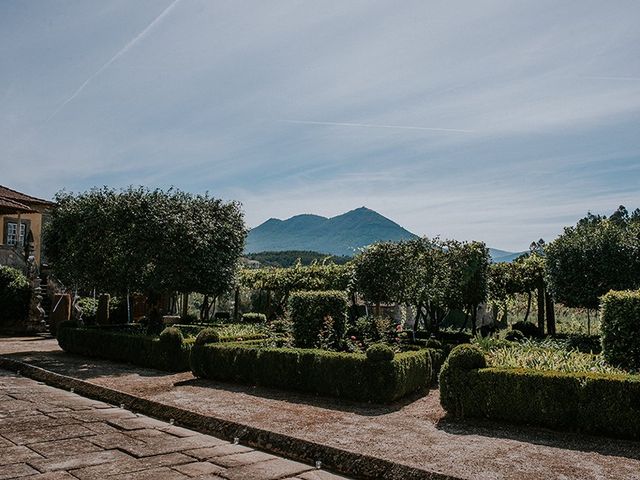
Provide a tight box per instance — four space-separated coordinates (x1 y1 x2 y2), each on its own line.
1 0 639 251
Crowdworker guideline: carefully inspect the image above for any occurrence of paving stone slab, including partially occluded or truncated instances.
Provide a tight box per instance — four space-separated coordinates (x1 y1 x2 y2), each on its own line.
4 424 96 445
172 461 227 477
28 438 104 458
0 445 43 465
183 444 252 460
298 470 354 480
70 453 194 480
210 450 277 468
223 457 314 480
28 448 134 472
108 466 189 480
0 462 40 479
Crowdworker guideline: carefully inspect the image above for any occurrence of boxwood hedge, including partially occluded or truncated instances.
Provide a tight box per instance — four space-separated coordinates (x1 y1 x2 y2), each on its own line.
601 290 640 370
440 344 640 440
190 341 434 403
57 324 191 372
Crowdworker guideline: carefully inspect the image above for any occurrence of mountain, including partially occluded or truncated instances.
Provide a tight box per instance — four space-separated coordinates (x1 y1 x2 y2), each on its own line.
488 248 527 263
246 207 418 256
246 207 524 261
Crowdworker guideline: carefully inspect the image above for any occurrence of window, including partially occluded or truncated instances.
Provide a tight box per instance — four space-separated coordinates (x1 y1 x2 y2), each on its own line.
5 222 26 246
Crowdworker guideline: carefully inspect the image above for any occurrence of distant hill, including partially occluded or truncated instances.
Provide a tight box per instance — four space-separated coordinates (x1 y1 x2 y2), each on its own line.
245 250 351 267
246 206 523 261
488 248 527 263
246 207 418 257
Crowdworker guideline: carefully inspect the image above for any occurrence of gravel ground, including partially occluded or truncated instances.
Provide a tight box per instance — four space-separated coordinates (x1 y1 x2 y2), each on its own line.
2 336 640 480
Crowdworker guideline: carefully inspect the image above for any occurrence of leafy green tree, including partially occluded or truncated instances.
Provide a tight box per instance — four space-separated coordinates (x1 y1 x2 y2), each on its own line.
446 240 490 335
546 206 640 310
238 262 352 318
352 242 406 314
44 187 246 320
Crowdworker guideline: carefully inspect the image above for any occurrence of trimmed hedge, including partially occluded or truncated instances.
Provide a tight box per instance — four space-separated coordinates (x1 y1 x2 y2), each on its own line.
190 342 433 403
440 344 640 439
0 266 31 325
242 312 267 323
57 324 190 372
601 290 640 370
288 290 348 347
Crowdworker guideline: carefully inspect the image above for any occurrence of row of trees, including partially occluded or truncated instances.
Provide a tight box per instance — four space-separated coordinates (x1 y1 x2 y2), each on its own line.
44 187 246 322
352 238 490 335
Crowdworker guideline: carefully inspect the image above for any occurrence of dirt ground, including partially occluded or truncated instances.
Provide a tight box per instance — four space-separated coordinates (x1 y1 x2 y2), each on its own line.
2 336 640 480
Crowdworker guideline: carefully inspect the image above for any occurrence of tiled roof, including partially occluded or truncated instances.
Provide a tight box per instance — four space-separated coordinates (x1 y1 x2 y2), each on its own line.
0 196 35 214
0 185 54 206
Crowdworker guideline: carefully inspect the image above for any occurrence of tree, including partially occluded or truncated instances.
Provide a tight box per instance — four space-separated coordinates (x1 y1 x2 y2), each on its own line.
446 240 490 335
352 242 406 315
238 262 352 318
44 187 246 320
546 206 640 310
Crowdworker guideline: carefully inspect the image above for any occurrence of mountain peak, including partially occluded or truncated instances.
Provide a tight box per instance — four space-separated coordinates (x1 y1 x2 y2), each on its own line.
246 207 417 256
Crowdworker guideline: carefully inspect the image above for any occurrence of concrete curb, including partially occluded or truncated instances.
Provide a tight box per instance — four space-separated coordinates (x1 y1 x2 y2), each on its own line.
0 357 462 480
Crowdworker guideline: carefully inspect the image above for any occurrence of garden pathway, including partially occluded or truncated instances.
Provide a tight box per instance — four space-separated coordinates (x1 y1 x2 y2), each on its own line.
0 368 349 480
2 337 640 479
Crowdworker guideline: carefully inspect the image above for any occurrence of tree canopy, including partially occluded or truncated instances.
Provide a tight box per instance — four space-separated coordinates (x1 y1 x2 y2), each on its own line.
546 205 640 309
44 187 246 298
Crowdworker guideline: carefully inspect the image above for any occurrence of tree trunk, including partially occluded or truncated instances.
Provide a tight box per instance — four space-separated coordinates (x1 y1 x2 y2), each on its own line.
471 304 477 336
181 292 189 320
524 291 532 322
545 292 556 336
537 286 545 335
233 287 240 322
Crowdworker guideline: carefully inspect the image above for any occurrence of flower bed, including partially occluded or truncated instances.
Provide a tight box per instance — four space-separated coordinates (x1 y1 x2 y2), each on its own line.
440 344 640 440
57 323 191 372
190 341 435 403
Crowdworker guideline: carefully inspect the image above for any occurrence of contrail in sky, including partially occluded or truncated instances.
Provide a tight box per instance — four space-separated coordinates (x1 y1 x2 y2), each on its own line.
46 0 181 122
283 119 473 133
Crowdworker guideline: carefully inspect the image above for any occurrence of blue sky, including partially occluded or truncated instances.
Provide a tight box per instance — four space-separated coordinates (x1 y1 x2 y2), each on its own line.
1 0 639 250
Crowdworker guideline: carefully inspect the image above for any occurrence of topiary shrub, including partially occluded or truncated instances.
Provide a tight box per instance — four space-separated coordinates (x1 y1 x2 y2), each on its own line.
0 266 31 328
288 290 348 348
195 327 220 346
242 312 267 323
159 327 184 348
439 344 487 417
366 343 395 362
511 321 540 338
505 329 525 342
445 344 487 370
601 290 640 370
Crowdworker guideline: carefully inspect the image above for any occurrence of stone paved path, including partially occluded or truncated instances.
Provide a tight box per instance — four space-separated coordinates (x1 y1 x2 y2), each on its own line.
0 370 350 480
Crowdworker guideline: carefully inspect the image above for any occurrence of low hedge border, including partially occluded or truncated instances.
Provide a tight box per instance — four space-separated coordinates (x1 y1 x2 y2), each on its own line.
191 342 434 403
440 344 640 440
172 324 267 342
57 325 191 372
0 357 459 480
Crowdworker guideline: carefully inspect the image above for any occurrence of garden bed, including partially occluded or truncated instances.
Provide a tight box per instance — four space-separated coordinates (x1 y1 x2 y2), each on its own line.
190 341 436 403
440 344 640 440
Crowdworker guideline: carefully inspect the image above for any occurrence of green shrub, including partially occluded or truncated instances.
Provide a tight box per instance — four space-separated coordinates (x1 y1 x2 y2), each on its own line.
159 327 184 347
288 290 348 348
76 297 98 325
195 327 220 346
446 344 487 370
354 316 396 345
439 343 640 439
366 343 395 362
0 266 31 325
242 312 267 323
504 329 525 342
601 290 640 370
57 327 190 372
190 342 433 403
511 321 540 338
